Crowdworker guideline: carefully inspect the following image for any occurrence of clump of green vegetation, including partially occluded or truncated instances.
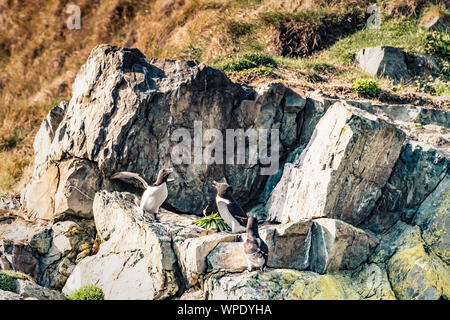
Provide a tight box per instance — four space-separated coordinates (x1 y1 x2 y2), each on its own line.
352 78 381 97
68 284 104 300
424 30 449 59
1 270 34 281
0 271 16 292
439 60 450 79
193 207 231 232
219 53 277 72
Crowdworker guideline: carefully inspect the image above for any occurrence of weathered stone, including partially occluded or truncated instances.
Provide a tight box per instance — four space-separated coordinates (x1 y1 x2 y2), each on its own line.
15 279 66 300
347 101 450 130
26 45 303 216
24 164 59 220
175 232 241 286
280 112 298 147
262 221 312 269
266 163 296 223
387 243 450 300
207 242 248 272
370 221 449 300
53 159 100 219
39 220 96 290
63 191 185 299
355 46 411 83
351 263 396 300
178 288 204 300
413 175 450 264
366 141 449 233
0 289 22 300
207 220 312 272
0 240 40 279
309 218 378 274
406 53 440 77
24 158 100 220
32 101 67 179
205 264 395 300
0 194 21 212
284 88 306 113
273 102 405 225
63 190 238 299
298 94 333 145
29 229 52 255
260 145 304 206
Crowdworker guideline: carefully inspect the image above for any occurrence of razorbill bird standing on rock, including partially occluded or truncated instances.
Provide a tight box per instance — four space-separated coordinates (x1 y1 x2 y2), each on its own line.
243 216 269 272
111 168 174 221
212 180 248 233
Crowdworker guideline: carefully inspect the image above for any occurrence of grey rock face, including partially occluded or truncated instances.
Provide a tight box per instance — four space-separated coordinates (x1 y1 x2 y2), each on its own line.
413 175 450 264
63 190 244 299
15 279 66 300
355 46 444 84
309 218 378 274
269 102 405 226
39 219 96 290
370 221 450 300
24 45 310 218
0 240 40 279
6 43 450 300
206 220 313 272
356 46 411 83
373 141 449 227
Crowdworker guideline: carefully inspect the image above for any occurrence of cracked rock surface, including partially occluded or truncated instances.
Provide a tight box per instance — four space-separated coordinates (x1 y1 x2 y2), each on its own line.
1 44 449 300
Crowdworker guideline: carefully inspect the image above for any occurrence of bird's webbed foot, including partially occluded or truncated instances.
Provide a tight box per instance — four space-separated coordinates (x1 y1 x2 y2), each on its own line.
143 212 158 223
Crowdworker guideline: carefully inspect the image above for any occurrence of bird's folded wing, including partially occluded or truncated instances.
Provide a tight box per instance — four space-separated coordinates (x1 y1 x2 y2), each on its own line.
111 171 149 189
227 200 248 226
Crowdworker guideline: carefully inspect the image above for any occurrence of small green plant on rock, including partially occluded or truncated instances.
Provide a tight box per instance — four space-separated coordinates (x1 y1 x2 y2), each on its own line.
193 207 231 232
352 78 381 97
0 271 16 292
68 284 104 300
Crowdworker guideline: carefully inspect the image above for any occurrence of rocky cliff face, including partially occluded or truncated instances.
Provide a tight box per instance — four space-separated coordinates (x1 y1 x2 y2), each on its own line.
1 44 449 300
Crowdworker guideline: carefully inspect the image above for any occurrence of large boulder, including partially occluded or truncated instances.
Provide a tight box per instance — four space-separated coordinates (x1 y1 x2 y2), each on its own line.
24 44 309 218
62 191 188 299
269 101 405 226
309 218 378 274
62 191 247 299
355 46 411 83
24 158 100 220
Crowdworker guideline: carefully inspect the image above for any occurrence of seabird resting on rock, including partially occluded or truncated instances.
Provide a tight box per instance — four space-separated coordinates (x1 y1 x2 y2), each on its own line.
243 216 269 272
111 168 174 221
212 180 248 233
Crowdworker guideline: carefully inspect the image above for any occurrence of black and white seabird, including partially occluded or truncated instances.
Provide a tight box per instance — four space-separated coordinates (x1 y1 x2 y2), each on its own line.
111 168 174 221
212 180 248 233
243 216 269 272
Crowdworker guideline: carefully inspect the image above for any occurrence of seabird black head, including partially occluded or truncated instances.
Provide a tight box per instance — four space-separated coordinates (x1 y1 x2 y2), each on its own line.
246 216 259 238
154 168 174 186
212 180 233 198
